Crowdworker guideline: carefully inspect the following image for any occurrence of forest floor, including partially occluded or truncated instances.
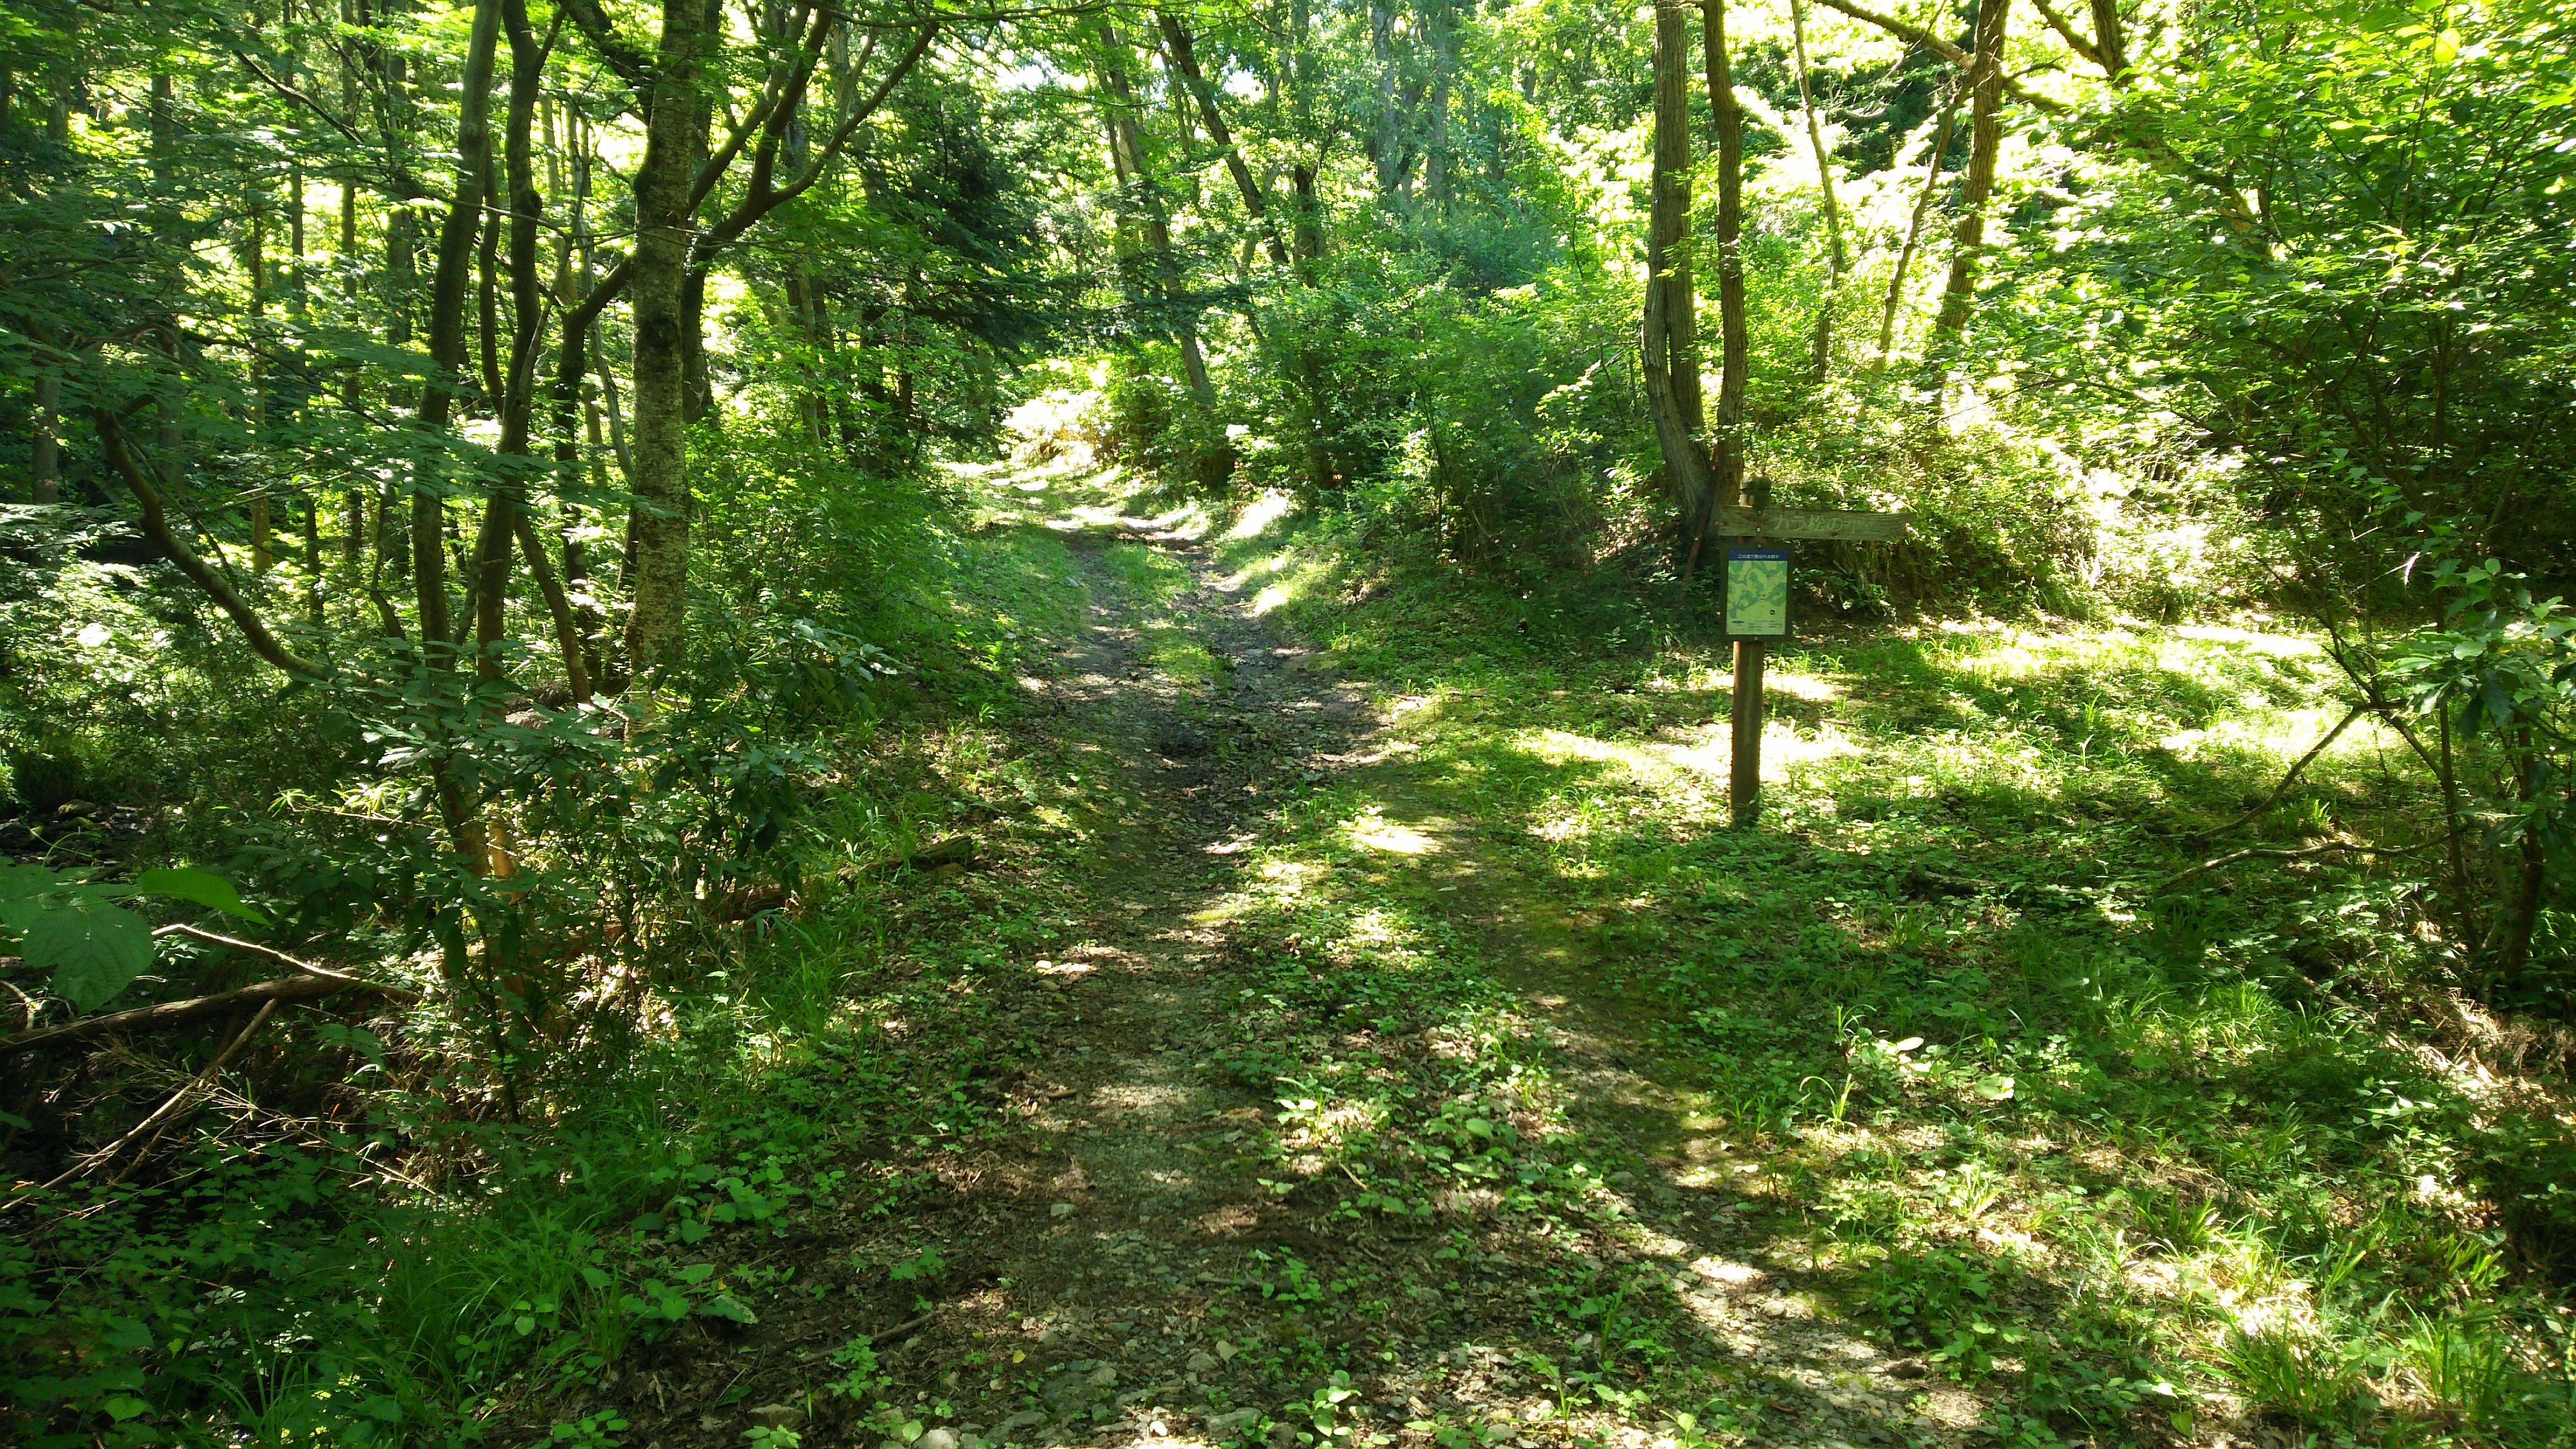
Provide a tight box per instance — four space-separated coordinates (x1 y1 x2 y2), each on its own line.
561 464 2573 1449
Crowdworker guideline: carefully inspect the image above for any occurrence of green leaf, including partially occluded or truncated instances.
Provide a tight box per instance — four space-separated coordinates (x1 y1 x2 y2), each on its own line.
26 904 155 1012
0 863 69 902
104 1395 150 1423
133 867 270 924
700 1293 759 1324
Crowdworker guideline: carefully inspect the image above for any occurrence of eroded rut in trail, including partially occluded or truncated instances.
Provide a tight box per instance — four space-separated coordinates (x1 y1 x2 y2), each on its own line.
599 498 1955 1449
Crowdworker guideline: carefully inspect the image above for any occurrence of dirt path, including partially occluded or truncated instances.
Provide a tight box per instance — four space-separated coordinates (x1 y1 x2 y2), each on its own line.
608 482 1955 1449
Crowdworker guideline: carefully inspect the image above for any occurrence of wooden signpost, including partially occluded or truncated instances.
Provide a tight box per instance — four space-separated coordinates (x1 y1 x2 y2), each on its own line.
1721 502 1911 828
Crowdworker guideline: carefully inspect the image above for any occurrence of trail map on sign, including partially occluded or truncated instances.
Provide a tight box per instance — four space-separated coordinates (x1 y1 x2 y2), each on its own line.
1727 549 1788 636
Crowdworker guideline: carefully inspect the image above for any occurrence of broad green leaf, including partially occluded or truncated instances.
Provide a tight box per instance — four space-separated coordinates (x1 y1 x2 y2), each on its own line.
0 863 68 902
133 867 271 924
27 904 156 1012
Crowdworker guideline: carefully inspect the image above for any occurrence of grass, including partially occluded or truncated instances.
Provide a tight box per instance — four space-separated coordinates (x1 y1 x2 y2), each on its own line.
0 508 1108 1446
14 463 2576 1447
1173 485 2576 1445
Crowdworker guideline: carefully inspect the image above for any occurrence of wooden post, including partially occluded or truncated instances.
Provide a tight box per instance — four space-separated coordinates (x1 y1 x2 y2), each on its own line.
1715 504 1906 830
1731 637 1765 827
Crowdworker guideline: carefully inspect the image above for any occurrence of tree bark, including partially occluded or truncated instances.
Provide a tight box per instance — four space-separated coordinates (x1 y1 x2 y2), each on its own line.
1641 0 1708 542
1875 83 1964 367
623 0 714 682
1370 1 1401 202
413 0 502 657
1788 0 1848 382
1424 0 1454 210
1102 24 1212 403
1157 12 1293 270
471 0 551 684
1703 0 1749 513
1934 0 2010 342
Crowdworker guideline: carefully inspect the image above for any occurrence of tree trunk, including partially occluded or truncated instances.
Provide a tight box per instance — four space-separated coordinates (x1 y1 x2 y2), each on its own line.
1641 0 1707 543
1370 0 1401 202
246 187 272 574
2090 0 2125 77
149 74 186 494
1157 12 1292 270
472 0 551 684
624 0 713 681
1788 0 1848 382
1876 84 1964 367
1933 0 2010 342
1703 0 1748 513
30 347 58 504
1425 0 1454 210
413 0 500 666
1102 24 1212 404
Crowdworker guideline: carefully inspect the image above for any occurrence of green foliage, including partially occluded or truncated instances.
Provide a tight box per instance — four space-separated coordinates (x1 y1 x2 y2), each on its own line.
0 863 264 1012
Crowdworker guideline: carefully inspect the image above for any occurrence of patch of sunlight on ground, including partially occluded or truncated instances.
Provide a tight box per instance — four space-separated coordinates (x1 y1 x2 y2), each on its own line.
1347 808 1440 855
1225 489 1296 539
1257 859 1320 896
2161 705 2400 762
1033 957 1093 977
1521 724 1856 789
1659 722 1861 780
2173 621 2316 654
1765 669 1844 702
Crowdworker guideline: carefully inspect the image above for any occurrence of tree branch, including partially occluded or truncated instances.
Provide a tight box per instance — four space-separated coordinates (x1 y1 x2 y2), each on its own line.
31 1000 280 1194
2154 840 2420 894
1809 0 2068 113
2026 0 2109 73
554 0 654 93
94 410 328 680
2184 705 2366 843
0 971 419 1061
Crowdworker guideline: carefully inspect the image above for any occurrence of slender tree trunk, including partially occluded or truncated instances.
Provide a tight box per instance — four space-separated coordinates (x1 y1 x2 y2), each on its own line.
1641 0 1707 545
1876 85 1964 367
1703 0 1748 513
1102 25 1212 404
247 189 272 573
414 0 502 659
1370 1 1401 202
2483 726 2547 987
30 339 58 504
625 0 713 681
477 159 505 407
1788 0 1847 382
1157 12 1292 269
1933 0 2010 342
150 74 186 494
1425 0 1454 211
472 0 553 686
2090 0 2125 77
341 170 366 561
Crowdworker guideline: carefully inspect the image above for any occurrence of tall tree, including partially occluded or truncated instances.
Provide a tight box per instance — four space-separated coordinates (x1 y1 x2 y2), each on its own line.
1702 0 1748 515
1787 0 1847 381
1934 0 2010 341
1640 0 1706 550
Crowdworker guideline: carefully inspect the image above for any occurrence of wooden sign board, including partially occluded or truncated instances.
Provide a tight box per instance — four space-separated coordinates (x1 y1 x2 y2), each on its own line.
1714 505 1911 543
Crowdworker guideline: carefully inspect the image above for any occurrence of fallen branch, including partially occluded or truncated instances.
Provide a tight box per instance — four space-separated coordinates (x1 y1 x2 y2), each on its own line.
0 971 419 1061
30 998 280 1195
2155 840 2422 894
150 924 392 990
2185 704 2366 843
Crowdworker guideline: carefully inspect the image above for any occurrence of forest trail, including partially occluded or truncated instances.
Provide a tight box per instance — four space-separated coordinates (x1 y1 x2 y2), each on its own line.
601 470 1966 1449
